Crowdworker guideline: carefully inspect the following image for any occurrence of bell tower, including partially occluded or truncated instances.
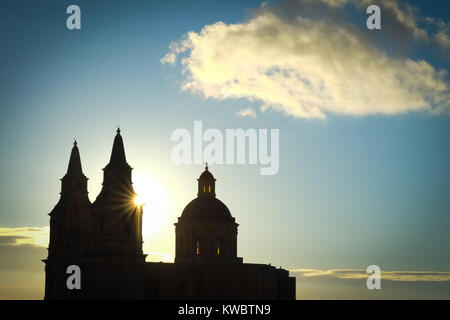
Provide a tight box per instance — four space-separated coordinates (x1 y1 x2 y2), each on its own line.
91 128 144 257
47 140 92 258
90 128 146 298
44 140 92 299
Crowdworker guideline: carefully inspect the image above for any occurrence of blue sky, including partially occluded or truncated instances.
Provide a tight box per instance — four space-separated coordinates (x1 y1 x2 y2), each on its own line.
0 0 449 299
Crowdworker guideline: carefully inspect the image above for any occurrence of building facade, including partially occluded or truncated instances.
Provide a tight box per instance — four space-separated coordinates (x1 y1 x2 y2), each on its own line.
43 129 295 299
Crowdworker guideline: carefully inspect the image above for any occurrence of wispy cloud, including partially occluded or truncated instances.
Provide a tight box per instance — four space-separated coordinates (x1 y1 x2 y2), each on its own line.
237 108 256 118
162 0 449 119
269 0 450 46
0 227 49 247
291 268 450 282
364 0 450 48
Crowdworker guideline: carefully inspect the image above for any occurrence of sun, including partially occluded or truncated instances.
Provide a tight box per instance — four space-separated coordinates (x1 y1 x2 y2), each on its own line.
132 171 170 235
134 192 146 206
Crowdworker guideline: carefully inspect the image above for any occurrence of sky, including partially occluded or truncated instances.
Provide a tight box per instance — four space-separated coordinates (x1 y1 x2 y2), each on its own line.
0 0 449 299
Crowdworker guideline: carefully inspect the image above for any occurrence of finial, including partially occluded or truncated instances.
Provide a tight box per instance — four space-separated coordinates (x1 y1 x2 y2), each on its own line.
205 162 208 170
116 125 121 134
73 138 77 147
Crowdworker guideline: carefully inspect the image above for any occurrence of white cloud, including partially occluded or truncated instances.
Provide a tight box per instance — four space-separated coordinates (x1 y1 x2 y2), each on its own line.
291 268 450 282
162 10 449 119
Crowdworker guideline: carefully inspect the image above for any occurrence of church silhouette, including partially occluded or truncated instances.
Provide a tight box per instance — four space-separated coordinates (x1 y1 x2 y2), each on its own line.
43 129 296 299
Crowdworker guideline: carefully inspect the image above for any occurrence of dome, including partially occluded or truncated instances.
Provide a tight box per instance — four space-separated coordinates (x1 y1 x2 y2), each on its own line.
180 196 234 222
199 169 215 180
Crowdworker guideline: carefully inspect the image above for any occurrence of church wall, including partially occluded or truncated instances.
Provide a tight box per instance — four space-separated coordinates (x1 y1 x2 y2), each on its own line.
144 261 295 300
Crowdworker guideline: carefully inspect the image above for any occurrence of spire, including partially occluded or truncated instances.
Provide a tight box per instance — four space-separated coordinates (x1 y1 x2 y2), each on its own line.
66 140 83 175
50 140 90 215
93 128 134 206
109 128 127 165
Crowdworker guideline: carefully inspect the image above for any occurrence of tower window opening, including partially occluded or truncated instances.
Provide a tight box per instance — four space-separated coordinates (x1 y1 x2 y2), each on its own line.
217 239 223 255
209 185 211 193
196 240 200 255
203 186 206 192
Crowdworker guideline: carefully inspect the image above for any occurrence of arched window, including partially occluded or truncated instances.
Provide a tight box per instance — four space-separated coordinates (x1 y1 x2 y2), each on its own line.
208 185 211 193
203 186 206 192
